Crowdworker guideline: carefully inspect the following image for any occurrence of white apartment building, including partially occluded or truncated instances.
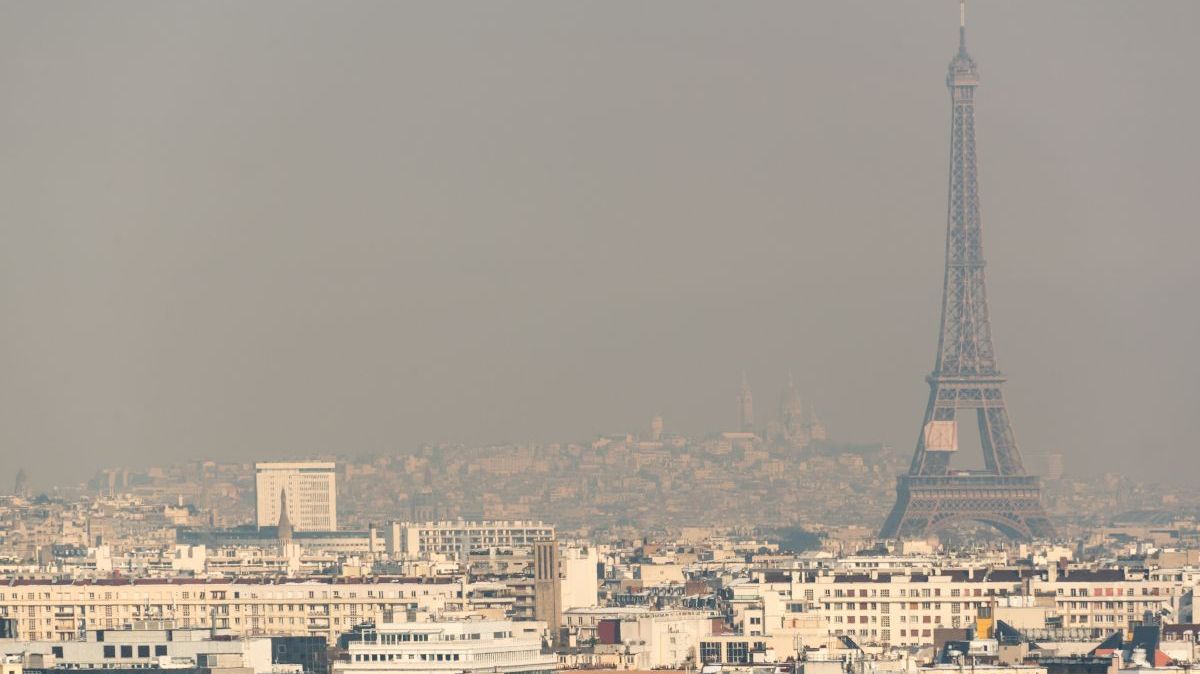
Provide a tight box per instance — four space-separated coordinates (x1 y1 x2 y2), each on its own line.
333 618 555 674
740 566 1193 648
560 545 599 611
0 625 273 673
0 577 461 644
255 462 337 531
384 521 554 559
562 607 715 669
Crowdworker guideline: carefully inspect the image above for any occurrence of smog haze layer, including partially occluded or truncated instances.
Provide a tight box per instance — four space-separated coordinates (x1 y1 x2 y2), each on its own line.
1 1 1197 487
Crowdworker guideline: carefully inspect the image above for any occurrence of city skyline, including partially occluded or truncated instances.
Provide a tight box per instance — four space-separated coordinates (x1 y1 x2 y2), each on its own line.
3 5 1200 672
1 1 1197 487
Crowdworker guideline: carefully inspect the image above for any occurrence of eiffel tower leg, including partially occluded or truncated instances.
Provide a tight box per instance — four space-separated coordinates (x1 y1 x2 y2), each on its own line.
977 396 1026 476
880 484 910 539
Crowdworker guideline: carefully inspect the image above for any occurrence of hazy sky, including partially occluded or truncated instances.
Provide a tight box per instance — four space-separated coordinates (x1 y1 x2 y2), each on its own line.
1 1 1197 488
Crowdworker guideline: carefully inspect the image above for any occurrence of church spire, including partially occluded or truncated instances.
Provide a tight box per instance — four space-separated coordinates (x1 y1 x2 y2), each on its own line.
738 371 754 430
277 489 293 546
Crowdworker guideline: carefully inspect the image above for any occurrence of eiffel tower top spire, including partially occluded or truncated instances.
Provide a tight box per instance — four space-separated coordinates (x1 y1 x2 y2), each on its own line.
959 0 967 55
949 1 978 88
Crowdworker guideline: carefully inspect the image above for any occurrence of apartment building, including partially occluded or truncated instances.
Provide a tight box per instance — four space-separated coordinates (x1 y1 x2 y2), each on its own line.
0 577 461 644
0 624 274 673
255 462 337 532
561 607 715 669
740 566 1192 648
383 521 554 559
1036 567 1192 633
333 619 554 674
560 545 599 611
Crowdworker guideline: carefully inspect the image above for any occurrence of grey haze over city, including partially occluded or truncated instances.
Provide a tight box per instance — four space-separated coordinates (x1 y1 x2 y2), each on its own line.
1 1 1197 488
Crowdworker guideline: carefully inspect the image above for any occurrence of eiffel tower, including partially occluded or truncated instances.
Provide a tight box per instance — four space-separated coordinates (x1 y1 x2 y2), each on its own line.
880 2 1053 541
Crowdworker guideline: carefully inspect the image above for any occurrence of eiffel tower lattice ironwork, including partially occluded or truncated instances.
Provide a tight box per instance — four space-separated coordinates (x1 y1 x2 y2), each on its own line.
880 2 1054 541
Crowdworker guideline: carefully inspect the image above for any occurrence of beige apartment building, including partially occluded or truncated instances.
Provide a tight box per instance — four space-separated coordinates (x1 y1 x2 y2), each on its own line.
255 462 338 531
743 566 1193 648
0 577 460 644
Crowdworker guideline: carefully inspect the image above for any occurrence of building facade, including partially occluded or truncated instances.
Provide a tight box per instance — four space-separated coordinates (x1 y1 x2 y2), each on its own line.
383 521 554 559
0 625 273 673
254 462 337 532
333 619 554 674
0 578 461 644
737 567 1191 649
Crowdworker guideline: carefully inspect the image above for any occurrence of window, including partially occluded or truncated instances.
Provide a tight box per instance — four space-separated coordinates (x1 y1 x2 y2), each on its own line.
103 646 116 659
700 642 721 663
121 646 133 658
138 646 150 658
727 642 749 664
155 646 168 657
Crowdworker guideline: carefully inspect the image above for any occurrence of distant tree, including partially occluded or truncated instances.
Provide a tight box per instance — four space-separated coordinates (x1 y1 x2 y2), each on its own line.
769 526 822 552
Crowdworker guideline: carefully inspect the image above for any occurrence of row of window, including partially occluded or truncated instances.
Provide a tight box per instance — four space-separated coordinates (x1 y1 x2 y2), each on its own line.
100 645 169 658
699 641 767 664
1061 587 1167 597
2 588 444 602
830 587 996 598
4 602 425 619
353 652 459 662
824 601 975 612
1062 601 1158 610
